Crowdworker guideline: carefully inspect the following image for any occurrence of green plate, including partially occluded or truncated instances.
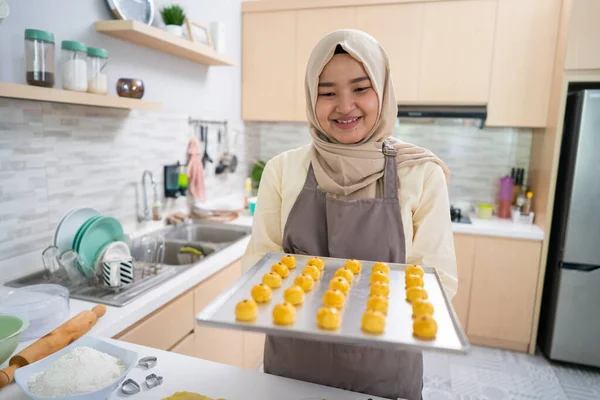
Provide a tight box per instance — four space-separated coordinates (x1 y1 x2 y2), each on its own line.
72 215 102 252
78 217 124 270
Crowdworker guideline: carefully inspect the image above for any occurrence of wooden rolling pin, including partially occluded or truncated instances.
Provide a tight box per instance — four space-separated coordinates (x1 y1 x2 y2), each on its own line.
0 304 106 389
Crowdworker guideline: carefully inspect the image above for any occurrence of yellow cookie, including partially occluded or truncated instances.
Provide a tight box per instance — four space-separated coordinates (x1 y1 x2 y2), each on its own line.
271 262 289 278
235 299 257 322
333 267 354 283
370 282 390 297
329 277 350 295
294 273 315 292
406 264 424 278
370 270 390 284
280 254 296 270
405 274 424 289
272 302 296 325
372 262 390 275
367 294 389 314
307 257 325 271
362 309 386 334
406 286 428 303
262 271 282 289
413 315 438 340
302 264 321 281
317 306 341 330
412 299 434 318
284 285 305 306
323 289 346 309
344 259 362 275
251 283 272 303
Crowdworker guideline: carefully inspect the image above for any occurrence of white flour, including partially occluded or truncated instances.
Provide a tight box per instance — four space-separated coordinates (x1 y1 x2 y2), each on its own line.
28 346 125 397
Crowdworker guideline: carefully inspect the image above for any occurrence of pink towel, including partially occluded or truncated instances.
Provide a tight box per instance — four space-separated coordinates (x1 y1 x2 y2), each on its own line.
187 136 206 202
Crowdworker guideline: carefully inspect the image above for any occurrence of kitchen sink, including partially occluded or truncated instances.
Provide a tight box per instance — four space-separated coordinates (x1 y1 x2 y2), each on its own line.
4 221 251 307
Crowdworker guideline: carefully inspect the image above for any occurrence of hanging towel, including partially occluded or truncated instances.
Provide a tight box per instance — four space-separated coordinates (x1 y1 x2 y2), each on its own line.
187 136 206 203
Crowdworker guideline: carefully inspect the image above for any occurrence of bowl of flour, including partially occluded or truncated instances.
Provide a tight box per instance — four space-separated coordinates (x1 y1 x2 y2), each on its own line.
14 336 138 400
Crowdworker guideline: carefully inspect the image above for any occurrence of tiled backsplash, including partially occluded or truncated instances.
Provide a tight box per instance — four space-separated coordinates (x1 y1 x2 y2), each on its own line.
245 120 532 206
0 99 247 277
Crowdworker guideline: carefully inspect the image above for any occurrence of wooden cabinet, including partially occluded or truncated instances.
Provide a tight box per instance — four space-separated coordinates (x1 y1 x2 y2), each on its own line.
565 0 600 70
356 3 424 103
486 0 561 127
467 237 541 351
418 0 496 103
242 11 296 121
170 332 196 356
452 234 476 330
243 332 265 370
294 7 357 120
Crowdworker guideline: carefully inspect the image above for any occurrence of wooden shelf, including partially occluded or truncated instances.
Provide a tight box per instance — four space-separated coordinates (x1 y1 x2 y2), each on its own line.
95 20 235 66
0 82 162 110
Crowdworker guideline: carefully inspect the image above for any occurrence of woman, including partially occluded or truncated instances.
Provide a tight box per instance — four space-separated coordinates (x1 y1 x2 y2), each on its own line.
242 29 457 400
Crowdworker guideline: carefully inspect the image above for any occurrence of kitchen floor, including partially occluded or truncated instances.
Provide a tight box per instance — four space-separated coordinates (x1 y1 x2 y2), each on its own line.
423 346 600 400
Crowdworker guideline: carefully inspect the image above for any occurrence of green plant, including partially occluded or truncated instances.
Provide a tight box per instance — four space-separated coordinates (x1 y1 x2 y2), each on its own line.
251 160 266 189
160 4 186 26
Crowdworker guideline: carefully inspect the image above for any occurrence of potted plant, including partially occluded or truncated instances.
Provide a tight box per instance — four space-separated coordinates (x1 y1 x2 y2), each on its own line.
250 160 266 194
160 4 185 36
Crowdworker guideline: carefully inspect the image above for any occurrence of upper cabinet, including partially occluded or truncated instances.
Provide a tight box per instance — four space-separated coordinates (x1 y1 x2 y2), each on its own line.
242 11 297 121
418 0 496 104
486 0 561 127
565 0 600 70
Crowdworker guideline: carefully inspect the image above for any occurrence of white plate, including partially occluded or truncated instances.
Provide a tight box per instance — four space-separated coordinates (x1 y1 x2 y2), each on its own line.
54 208 100 253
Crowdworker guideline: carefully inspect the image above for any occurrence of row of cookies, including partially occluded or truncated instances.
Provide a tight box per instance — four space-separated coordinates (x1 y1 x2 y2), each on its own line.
404 265 438 340
316 259 360 330
361 262 392 334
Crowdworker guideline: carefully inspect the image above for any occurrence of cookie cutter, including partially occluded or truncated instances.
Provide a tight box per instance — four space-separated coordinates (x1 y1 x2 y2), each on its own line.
145 373 164 389
121 378 141 395
138 356 157 369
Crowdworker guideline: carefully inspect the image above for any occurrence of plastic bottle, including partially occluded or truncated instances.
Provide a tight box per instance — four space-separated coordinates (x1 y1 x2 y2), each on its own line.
522 192 533 215
244 177 252 209
498 175 513 219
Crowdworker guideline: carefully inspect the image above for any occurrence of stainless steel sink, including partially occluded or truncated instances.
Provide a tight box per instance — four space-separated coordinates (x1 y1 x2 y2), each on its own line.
4 221 251 307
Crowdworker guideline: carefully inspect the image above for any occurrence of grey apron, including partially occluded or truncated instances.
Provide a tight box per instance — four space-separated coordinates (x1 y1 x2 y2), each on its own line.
264 142 424 400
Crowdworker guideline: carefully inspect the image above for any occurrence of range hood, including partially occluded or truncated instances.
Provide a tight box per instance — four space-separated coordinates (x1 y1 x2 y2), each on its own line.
397 105 487 128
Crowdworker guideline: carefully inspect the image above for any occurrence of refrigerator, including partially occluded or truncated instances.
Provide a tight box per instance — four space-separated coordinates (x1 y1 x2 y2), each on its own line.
539 89 600 367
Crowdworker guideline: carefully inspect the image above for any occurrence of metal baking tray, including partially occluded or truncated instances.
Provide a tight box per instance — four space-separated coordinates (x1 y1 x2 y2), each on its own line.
196 252 470 354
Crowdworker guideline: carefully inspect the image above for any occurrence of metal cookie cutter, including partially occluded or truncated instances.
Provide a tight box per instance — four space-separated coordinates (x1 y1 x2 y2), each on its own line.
138 356 157 369
145 373 164 389
121 378 141 395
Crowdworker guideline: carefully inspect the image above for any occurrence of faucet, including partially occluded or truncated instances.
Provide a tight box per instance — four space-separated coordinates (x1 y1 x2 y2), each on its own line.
138 170 159 222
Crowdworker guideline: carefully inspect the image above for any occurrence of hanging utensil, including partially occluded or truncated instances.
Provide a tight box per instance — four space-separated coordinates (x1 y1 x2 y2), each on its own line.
215 129 227 175
202 125 213 168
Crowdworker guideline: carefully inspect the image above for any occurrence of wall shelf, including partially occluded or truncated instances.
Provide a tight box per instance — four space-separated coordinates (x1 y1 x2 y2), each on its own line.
95 20 235 66
0 82 162 110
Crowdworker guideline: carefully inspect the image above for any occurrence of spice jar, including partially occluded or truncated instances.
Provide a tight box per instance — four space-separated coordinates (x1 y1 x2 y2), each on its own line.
87 47 108 95
24 29 55 88
61 40 87 92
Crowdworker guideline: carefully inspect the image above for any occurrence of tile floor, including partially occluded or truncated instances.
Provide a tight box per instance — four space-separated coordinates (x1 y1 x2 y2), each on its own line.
423 346 600 400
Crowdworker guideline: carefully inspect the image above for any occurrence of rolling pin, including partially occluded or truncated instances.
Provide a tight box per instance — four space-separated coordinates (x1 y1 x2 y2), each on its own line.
0 304 106 388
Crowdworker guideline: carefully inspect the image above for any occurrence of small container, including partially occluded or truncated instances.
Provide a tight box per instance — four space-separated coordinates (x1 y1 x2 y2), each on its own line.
498 175 514 219
478 204 494 220
61 40 88 92
87 47 108 94
24 29 55 88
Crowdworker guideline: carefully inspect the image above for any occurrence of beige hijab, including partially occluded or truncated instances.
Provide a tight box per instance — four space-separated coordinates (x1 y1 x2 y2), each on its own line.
306 29 450 199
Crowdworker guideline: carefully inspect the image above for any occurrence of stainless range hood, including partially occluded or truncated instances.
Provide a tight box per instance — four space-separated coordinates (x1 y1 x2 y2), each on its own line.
397 105 487 128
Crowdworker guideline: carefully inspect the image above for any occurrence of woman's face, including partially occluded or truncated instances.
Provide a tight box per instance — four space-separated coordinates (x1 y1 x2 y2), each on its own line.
315 54 379 144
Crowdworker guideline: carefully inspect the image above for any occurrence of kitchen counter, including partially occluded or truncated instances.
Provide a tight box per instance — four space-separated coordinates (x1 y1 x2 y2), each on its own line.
2 337 388 400
451 216 544 240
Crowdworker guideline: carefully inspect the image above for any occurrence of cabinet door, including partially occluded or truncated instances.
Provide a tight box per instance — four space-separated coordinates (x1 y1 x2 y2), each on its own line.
565 0 600 70
467 237 541 345
242 11 297 121
170 332 196 356
356 3 424 103
294 7 357 120
418 0 496 103
487 0 561 127
193 260 244 367
452 234 476 330
243 332 265 370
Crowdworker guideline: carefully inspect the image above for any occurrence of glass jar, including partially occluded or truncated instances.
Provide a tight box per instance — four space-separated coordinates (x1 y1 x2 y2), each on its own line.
61 40 87 92
87 47 108 95
24 29 55 88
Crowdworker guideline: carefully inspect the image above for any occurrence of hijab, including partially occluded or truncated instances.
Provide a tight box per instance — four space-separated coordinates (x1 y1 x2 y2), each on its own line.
306 29 450 199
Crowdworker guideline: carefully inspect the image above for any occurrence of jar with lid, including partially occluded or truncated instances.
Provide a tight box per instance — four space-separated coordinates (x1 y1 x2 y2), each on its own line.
24 29 55 88
61 40 87 92
87 47 108 95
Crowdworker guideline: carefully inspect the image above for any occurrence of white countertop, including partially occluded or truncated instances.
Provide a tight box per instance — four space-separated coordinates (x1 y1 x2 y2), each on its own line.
451 216 544 240
2 337 388 400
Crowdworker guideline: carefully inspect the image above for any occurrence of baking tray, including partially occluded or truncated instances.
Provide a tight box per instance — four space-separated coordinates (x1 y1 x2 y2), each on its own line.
196 252 470 354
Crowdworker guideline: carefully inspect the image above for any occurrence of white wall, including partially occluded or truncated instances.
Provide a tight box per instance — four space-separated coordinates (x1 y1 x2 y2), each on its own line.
0 0 242 118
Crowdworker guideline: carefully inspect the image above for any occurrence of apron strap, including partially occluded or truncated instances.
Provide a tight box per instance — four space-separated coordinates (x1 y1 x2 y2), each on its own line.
305 163 319 190
382 141 399 199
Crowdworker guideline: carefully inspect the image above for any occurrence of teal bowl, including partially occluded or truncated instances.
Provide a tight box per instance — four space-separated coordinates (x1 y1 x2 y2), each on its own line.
0 315 28 365
248 197 257 215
